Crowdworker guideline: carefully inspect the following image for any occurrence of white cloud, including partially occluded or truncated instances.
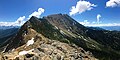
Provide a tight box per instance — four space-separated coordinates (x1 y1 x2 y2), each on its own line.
15 16 25 24
84 23 120 27
69 0 97 16
0 16 26 26
0 8 45 26
79 21 120 27
79 19 120 27
29 8 44 18
97 14 101 24
79 20 90 25
106 0 120 7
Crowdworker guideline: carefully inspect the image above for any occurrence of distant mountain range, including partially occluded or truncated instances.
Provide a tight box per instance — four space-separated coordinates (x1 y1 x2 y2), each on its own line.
87 26 120 31
0 26 19 30
0 27 19 45
99 26 120 31
0 14 120 60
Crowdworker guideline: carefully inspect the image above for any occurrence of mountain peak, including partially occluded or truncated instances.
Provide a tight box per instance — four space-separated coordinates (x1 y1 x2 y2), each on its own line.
47 13 63 17
1 13 120 60
45 13 70 19
29 16 40 22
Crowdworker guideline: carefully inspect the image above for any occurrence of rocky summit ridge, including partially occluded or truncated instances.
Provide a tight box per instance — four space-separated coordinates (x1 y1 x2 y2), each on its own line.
0 15 97 60
0 14 120 60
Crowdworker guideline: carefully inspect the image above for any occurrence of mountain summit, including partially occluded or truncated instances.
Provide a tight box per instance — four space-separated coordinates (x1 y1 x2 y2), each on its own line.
0 14 120 60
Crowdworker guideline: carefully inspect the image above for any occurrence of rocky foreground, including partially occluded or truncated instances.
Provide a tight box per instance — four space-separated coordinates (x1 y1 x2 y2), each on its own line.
0 28 97 60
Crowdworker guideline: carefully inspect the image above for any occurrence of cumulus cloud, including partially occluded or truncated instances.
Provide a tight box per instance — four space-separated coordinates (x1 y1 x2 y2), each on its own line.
69 0 97 16
29 8 45 18
0 16 26 26
97 14 101 24
0 8 45 26
79 20 90 25
79 17 120 26
106 0 120 7
15 16 25 24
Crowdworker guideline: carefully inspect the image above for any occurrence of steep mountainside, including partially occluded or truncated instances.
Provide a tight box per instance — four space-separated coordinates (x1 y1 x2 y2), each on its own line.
0 16 97 60
0 28 18 45
0 28 18 38
0 14 120 60
44 14 120 59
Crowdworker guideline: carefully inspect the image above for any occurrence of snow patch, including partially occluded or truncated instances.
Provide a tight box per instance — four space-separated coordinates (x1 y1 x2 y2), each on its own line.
26 38 34 46
12 49 15 52
68 29 70 31
55 26 59 29
60 30 65 34
84 39 87 41
92 45 95 47
19 49 34 55
24 31 27 36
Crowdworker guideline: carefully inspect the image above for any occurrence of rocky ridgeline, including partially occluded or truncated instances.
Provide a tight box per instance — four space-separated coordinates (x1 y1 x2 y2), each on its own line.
0 28 97 60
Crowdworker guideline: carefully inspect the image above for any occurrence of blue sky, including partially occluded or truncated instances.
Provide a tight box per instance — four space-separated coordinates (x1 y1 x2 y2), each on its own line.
0 0 120 26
